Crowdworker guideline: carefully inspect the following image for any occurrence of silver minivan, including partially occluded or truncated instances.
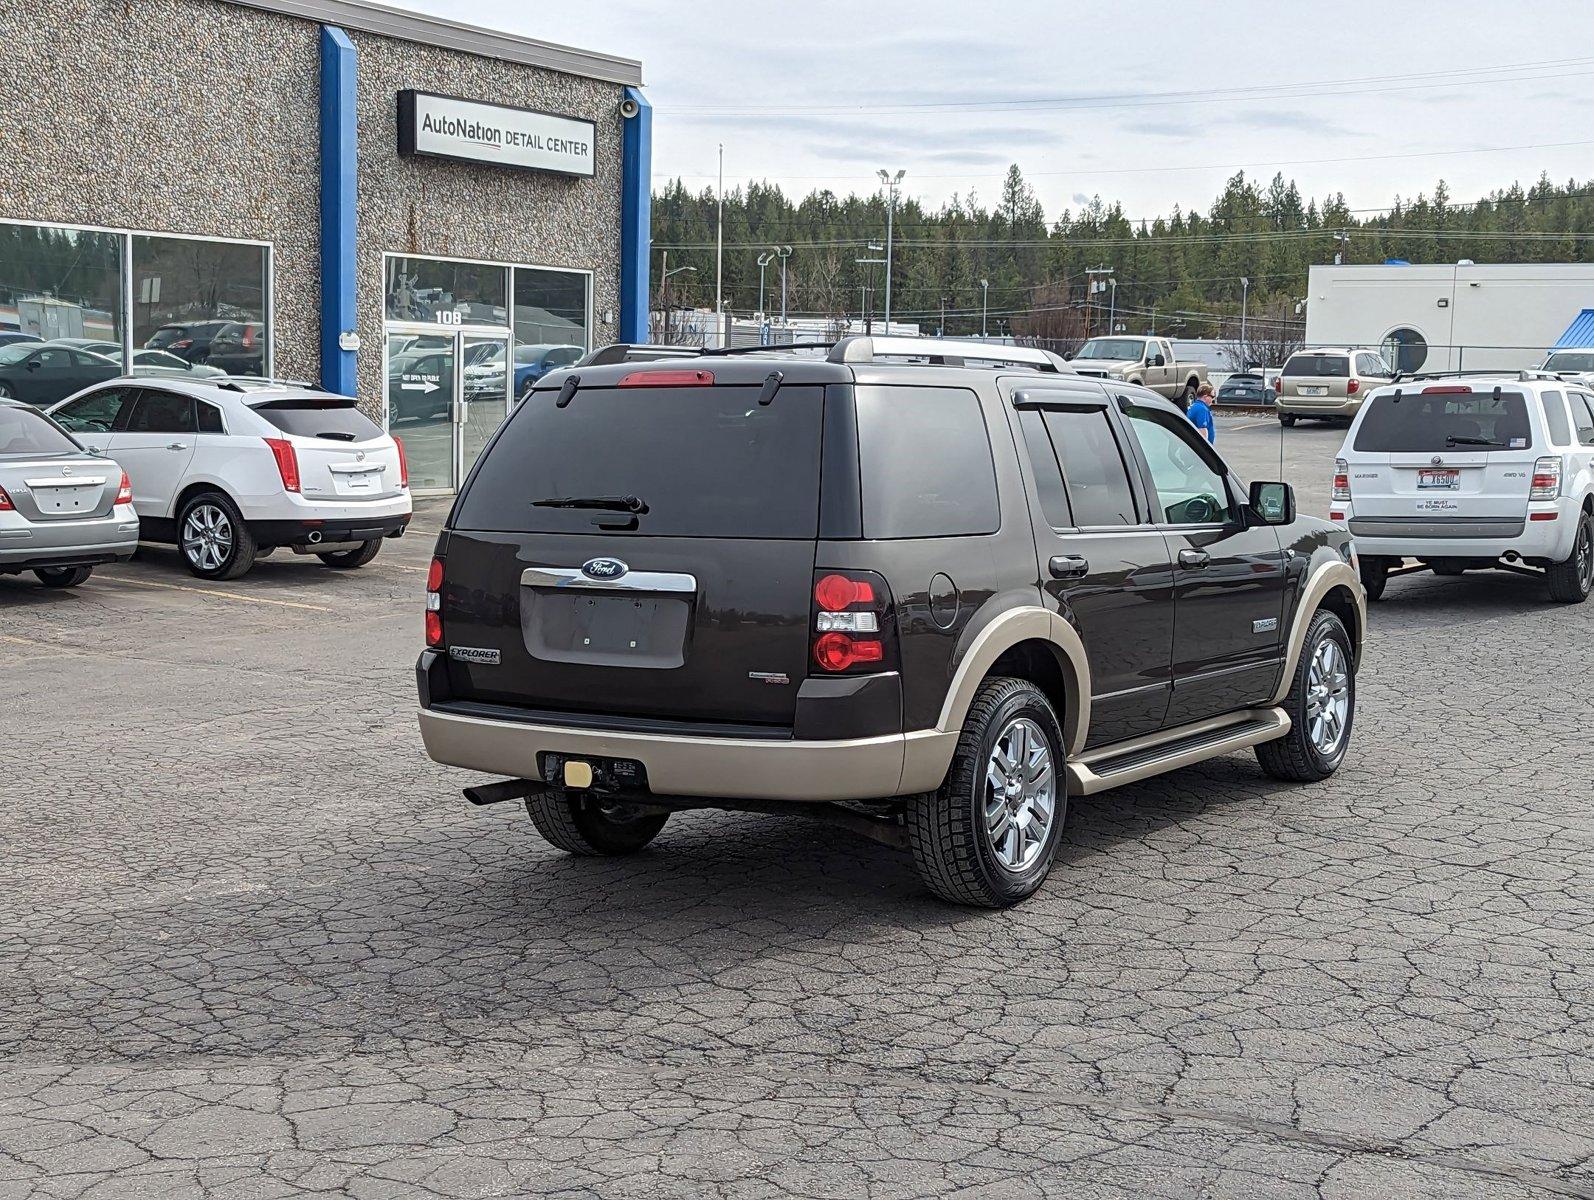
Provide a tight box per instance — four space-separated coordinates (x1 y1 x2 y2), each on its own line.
1276 348 1395 425
0 397 139 588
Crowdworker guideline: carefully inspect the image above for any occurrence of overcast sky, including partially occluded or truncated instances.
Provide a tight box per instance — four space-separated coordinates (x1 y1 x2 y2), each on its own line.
403 0 1592 222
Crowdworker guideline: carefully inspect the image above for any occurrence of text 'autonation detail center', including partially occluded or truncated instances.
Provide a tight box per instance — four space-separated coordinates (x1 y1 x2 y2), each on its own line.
0 0 651 494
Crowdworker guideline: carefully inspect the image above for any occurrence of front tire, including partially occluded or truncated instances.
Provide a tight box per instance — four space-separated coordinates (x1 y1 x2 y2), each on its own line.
907 677 1066 908
317 539 382 569
34 565 92 588
0 383 14 400
527 789 669 855
1256 610 1355 782
1547 509 1594 603
178 491 256 580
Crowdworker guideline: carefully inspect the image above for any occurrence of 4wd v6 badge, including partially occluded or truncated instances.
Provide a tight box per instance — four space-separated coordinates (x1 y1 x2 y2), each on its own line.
449 646 501 665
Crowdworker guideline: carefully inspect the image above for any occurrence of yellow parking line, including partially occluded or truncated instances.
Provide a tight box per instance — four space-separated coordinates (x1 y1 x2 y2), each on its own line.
94 574 334 612
1229 420 1277 431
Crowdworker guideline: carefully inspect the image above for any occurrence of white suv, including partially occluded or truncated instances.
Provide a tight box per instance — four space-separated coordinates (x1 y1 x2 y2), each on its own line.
1333 374 1594 603
49 377 411 579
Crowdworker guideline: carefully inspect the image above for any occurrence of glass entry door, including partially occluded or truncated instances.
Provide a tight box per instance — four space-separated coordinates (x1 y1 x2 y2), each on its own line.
460 335 510 482
385 327 513 495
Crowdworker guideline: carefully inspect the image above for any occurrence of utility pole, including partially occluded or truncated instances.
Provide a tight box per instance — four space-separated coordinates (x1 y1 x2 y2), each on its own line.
1086 266 1115 339
877 169 905 333
1240 275 1250 368
715 143 724 342
1333 229 1349 266
775 245 792 325
855 251 885 335
1108 278 1117 334
756 250 775 317
1151 302 1157 335
939 295 949 336
979 278 990 338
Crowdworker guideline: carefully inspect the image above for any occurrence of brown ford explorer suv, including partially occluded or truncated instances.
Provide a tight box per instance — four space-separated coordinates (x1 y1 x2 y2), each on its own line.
418 336 1366 907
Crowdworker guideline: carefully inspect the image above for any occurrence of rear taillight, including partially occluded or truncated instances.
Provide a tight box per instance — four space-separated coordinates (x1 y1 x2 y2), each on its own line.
394 435 409 489
1346 378 1360 395
1422 385 1473 395
115 470 132 505
1530 456 1562 501
173 339 192 349
810 570 893 673
618 369 715 388
1272 375 1283 393
263 437 300 493
0 485 12 512
1333 456 1350 502
425 556 444 647
242 326 255 348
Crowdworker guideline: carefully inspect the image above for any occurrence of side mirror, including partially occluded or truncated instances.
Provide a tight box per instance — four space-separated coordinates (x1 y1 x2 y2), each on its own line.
1249 480 1295 525
25 358 41 371
1062 350 1074 361
1151 354 1166 367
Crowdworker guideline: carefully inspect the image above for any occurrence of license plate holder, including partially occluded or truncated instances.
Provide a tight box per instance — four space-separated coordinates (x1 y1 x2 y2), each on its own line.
34 486 96 514
540 752 650 795
1417 469 1459 490
1299 385 1328 396
522 589 689 669
333 469 380 495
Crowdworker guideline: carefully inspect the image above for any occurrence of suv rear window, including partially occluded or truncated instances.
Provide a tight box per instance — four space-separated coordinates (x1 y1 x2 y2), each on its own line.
1353 391 1533 452
251 398 383 442
856 385 997 538
0 404 79 456
454 385 823 538
1283 354 1350 377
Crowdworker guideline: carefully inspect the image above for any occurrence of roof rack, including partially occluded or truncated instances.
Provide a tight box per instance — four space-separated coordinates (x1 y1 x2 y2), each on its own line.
826 336 1068 372
1394 368 1549 384
215 375 320 392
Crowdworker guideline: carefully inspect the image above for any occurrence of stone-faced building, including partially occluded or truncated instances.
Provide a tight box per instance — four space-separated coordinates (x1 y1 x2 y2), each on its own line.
0 0 650 492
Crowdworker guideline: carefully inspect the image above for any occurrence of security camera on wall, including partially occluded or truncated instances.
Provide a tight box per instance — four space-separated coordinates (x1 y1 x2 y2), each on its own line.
619 97 641 120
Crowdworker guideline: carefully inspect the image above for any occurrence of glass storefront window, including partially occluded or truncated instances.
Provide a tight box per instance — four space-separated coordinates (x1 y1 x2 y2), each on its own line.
131 235 269 375
0 221 121 344
512 266 589 353
386 256 508 326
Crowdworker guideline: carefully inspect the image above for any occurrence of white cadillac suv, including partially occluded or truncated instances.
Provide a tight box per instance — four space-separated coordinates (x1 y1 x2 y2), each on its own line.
48 377 411 579
1333 373 1594 603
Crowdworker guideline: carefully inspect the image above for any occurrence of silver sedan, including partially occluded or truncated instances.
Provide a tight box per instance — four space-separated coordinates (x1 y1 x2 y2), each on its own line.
0 397 139 588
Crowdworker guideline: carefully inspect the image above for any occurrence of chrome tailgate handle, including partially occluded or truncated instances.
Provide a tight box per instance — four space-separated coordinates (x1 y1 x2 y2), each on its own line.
520 566 697 593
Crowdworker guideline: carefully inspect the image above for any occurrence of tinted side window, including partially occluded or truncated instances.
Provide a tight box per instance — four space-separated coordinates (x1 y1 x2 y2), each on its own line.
55 387 134 433
1015 409 1072 528
1541 391 1571 446
1124 406 1237 525
1041 408 1138 527
857 386 998 538
1570 394 1594 446
196 402 225 433
125 390 196 434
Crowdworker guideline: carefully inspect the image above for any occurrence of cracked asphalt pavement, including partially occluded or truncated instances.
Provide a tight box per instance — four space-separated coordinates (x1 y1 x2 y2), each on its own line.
4 418 1594 1198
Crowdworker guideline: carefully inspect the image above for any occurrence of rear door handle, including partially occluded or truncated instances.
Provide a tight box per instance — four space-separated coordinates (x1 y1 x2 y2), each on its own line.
166 442 189 451
1178 548 1210 569
1049 554 1089 579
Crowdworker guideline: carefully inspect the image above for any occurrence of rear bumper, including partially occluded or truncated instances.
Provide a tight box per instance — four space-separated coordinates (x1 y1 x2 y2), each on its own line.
250 511 412 547
1277 398 1359 416
1347 510 1572 560
0 508 139 569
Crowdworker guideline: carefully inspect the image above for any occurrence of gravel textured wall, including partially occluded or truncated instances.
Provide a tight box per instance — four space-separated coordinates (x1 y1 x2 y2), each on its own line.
0 0 625 417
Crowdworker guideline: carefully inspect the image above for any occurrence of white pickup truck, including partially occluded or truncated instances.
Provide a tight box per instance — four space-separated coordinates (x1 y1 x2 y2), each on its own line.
1066 336 1209 407
1541 347 1594 383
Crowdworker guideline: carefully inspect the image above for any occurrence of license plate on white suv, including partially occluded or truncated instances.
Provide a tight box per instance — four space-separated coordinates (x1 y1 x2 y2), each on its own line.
1417 469 1459 490
333 469 380 495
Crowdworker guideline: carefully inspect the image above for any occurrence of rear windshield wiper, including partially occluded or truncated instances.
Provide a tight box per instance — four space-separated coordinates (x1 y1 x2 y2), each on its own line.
1444 435 1504 447
317 431 357 441
530 494 649 514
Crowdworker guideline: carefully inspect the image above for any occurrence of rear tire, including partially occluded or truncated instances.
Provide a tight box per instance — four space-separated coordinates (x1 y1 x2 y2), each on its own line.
34 565 92 588
1256 609 1355 783
317 539 382 569
907 677 1066 908
1359 556 1391 601
1547 509 1594 603
527 789 669 856
1279 412 1297 427
178 491 256 580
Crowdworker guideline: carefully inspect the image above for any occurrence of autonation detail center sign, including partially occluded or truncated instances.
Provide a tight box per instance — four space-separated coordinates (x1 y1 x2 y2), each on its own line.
397 91 596 178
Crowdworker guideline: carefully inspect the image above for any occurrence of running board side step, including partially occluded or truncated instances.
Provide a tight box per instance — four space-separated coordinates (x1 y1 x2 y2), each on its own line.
1065 707 1291 795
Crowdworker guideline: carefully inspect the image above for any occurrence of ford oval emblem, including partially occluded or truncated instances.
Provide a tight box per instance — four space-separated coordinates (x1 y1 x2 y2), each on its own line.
1431 455 1444 465
582 557 628 580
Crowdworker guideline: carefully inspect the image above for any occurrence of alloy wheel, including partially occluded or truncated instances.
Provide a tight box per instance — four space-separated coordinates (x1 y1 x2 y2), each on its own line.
182 503 234 573
1578 519 1593 590
982 717 1057 872
1305 637 1351 757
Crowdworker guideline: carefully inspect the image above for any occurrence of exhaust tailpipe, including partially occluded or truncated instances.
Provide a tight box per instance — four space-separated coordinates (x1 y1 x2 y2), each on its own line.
307 530 323 544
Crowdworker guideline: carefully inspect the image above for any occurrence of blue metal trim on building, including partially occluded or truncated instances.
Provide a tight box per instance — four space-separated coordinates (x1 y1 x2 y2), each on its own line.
1552 308 1594 349
618 86 652 344
319 25 358 395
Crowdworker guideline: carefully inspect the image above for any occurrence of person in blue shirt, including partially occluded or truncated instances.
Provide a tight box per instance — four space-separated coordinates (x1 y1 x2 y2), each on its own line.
1187 382 1217 444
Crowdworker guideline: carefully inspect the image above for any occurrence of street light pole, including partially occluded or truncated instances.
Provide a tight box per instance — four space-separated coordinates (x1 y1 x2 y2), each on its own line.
855 254 885 335
775 245 792 325
979 278 990 338
756 251 774 317
1240 275 1250 368
715 143 724 342
939 295 949 336
877 168 905 333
